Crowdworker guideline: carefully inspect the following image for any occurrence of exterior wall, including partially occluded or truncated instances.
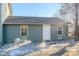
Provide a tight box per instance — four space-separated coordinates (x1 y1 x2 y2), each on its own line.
2 3 12 23
0 4 1 18
5 4 12 16
51 25 58 41
51 24 68 41
3 24 43 43
0 3 12 44
63 24 68 40
3 24 20 44
3 24 68 44
0 25 2 44
0 4 2 44
27 24 43 43
68 23 75 38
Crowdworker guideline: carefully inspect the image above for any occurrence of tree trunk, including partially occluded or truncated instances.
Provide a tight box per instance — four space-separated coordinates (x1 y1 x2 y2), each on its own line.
74 3 79 41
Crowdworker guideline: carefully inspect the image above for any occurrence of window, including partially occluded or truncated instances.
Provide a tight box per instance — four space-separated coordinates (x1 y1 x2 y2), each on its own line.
20 25 28 36
58 31 62 35
58 25 63 35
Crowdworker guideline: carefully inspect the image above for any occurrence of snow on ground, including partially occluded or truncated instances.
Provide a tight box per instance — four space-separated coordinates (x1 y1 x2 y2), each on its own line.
62 42 79 56
0 40 75 56
26 44 69 56
0 40 32 56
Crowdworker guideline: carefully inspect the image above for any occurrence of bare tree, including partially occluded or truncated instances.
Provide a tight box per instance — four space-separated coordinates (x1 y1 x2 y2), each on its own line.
59 3 79 41
74 4 78 41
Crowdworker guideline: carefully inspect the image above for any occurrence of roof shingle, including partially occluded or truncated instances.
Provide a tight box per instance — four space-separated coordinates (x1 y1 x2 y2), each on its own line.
3 16 66 24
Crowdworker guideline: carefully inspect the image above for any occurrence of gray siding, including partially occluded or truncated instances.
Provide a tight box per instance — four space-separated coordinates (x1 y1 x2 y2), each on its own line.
27 24 43 43
0 25 3 44
3 24 43 44
3 24 20 44
51 24 68 41
0 4 2 44
63 24 68 40
51 25 58 41
3 24 68 44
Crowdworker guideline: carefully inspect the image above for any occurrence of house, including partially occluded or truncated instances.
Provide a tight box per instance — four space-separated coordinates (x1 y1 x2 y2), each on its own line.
0 3 12 45
2 16 68 44
68 23 75 39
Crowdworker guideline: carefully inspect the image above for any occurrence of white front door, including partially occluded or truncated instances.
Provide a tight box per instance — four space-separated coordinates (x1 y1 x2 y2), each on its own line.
43 24 51 41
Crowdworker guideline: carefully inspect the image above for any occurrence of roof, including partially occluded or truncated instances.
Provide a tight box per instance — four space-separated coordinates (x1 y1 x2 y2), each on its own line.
3 16 67 24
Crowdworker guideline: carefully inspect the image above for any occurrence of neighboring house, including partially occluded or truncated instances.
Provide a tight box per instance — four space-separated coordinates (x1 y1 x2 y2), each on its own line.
3 16 68 44
68 23 75 39
0 3 12 45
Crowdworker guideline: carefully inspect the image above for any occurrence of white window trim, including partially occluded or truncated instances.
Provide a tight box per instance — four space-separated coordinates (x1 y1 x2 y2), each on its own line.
20 24 28 37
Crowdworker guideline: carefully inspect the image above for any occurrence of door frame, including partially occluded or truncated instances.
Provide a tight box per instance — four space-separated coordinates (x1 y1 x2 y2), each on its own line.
43 24 51 41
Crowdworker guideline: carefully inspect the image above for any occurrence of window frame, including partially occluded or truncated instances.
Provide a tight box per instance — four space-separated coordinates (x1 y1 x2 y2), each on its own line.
57 25 63 36
20 24 28 37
